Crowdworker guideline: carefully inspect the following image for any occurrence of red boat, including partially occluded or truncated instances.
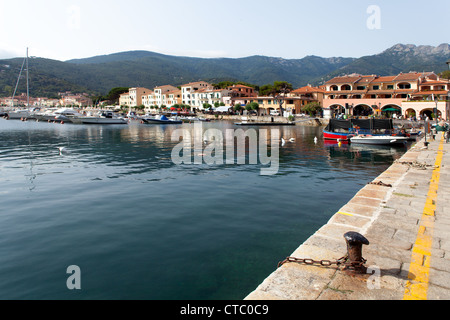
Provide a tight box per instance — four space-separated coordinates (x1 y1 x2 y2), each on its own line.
323 119 354 141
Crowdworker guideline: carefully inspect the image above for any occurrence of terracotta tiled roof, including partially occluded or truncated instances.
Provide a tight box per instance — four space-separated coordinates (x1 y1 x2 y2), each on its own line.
355 75 377 84
394 72 429 81
371 76 396 83
291 85 325 93
325 75 362 84
181 81 212 87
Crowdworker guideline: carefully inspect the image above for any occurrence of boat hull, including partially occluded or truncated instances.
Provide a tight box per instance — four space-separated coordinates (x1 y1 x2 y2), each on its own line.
235 122 295 126
6 111 31 120
80 118 128 125
350 135 409 145
142 118 182 124
323 130 352 141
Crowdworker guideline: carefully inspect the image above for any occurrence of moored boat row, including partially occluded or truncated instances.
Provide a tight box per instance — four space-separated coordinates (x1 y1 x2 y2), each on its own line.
323 118 423 146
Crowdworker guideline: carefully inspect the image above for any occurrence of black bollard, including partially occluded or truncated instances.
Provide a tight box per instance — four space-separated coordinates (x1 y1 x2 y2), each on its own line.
343 231 369 274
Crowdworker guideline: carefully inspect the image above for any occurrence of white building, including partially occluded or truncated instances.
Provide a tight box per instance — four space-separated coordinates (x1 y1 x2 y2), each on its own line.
147 85 179 108
194 88 232 109
181 81 213 108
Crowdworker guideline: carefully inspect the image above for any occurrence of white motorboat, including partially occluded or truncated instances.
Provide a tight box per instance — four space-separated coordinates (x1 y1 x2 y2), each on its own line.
141 115 182 124
35 108 59 121
350 135 409 146
54 108 85 123
73 111 128 125
6 108 32 120
35 108 84 123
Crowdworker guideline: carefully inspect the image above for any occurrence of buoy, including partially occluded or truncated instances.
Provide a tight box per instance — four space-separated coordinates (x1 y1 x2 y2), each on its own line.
314 137 318 144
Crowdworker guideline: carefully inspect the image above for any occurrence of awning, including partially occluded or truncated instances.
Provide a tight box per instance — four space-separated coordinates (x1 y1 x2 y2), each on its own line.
215 106 232 112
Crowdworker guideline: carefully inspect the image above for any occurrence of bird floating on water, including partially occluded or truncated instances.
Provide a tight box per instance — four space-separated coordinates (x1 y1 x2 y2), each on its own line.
314 137 318 144
58 147 69 155
289 138 295 143
281 138 286 146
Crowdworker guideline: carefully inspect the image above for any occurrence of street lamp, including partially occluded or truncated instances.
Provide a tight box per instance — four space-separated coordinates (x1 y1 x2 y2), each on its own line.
434 95 439 127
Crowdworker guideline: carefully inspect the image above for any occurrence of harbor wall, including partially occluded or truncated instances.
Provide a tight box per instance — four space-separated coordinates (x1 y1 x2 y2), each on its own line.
201 114 328 127
245 135 439 300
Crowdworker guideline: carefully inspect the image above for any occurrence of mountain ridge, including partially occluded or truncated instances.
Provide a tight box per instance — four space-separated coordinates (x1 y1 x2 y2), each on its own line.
0 43 448 98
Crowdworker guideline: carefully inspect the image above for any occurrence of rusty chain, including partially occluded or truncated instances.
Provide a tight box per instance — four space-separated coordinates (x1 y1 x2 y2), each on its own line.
277 255 367 272
394 160 437 170
368 181 392 187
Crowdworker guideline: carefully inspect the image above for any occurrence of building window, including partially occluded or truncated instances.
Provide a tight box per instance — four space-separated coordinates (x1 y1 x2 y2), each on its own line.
398 83 411 89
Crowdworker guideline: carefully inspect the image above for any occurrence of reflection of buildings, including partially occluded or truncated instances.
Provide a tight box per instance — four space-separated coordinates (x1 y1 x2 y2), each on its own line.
322 72 450 120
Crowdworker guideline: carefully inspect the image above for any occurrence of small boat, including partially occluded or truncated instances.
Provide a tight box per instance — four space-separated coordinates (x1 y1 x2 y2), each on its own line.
350 135 409 145
324 119 398 141
235 116 295 126
126 111 141 120
141 115 182 124
73 111 128 124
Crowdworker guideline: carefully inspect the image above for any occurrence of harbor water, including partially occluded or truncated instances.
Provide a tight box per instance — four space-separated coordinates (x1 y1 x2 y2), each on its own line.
0 118 411 300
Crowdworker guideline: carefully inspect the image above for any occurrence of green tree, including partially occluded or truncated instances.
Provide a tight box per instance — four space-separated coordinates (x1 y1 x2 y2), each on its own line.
249 102 260 115
234 103 242 115
303 102 322 116
439 70 450 80
259 81 293 96
105 87 129 104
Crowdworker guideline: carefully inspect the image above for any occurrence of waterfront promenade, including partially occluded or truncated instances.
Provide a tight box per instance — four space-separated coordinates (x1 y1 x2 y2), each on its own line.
246 132 450 300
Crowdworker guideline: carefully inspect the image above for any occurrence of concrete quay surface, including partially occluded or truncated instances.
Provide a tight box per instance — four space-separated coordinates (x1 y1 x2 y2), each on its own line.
246 133 450 300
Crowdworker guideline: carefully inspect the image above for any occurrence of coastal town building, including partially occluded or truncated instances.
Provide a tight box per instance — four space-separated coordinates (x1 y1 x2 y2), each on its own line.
128 87 153 107
228 84 258 98
322 72 450 120
146 85 180 109
194 88 232 109
59 93 93 107
181 81 214 108
119 92 131 107
0 92 92 108
239 85 325 116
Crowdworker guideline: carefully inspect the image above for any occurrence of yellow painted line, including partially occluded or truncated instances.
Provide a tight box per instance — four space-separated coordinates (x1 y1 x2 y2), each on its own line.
403 133 444 300
338 211 354 216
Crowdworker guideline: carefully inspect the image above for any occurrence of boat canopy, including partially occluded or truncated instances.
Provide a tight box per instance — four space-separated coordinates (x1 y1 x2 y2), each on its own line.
326 119 393 131
160 115 169 121
352 119 393 130
325 119 353 131
215 106 232 113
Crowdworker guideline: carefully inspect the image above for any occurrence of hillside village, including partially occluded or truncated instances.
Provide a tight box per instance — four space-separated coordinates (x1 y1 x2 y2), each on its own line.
118 70 450 120
1 70 449 120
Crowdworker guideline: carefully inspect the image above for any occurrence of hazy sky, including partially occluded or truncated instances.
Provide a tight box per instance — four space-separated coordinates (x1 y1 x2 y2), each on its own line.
0 0 449 61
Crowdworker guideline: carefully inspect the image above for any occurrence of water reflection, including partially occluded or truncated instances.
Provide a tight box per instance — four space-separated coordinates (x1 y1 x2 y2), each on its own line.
0 118 413 300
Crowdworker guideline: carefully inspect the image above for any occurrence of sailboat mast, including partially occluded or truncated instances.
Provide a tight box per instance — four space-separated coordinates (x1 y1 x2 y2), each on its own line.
12 55 26 109
26 48 29 107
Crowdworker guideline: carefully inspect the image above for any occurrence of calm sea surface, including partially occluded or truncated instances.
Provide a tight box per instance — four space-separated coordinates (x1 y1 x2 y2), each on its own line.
0 118 410 300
